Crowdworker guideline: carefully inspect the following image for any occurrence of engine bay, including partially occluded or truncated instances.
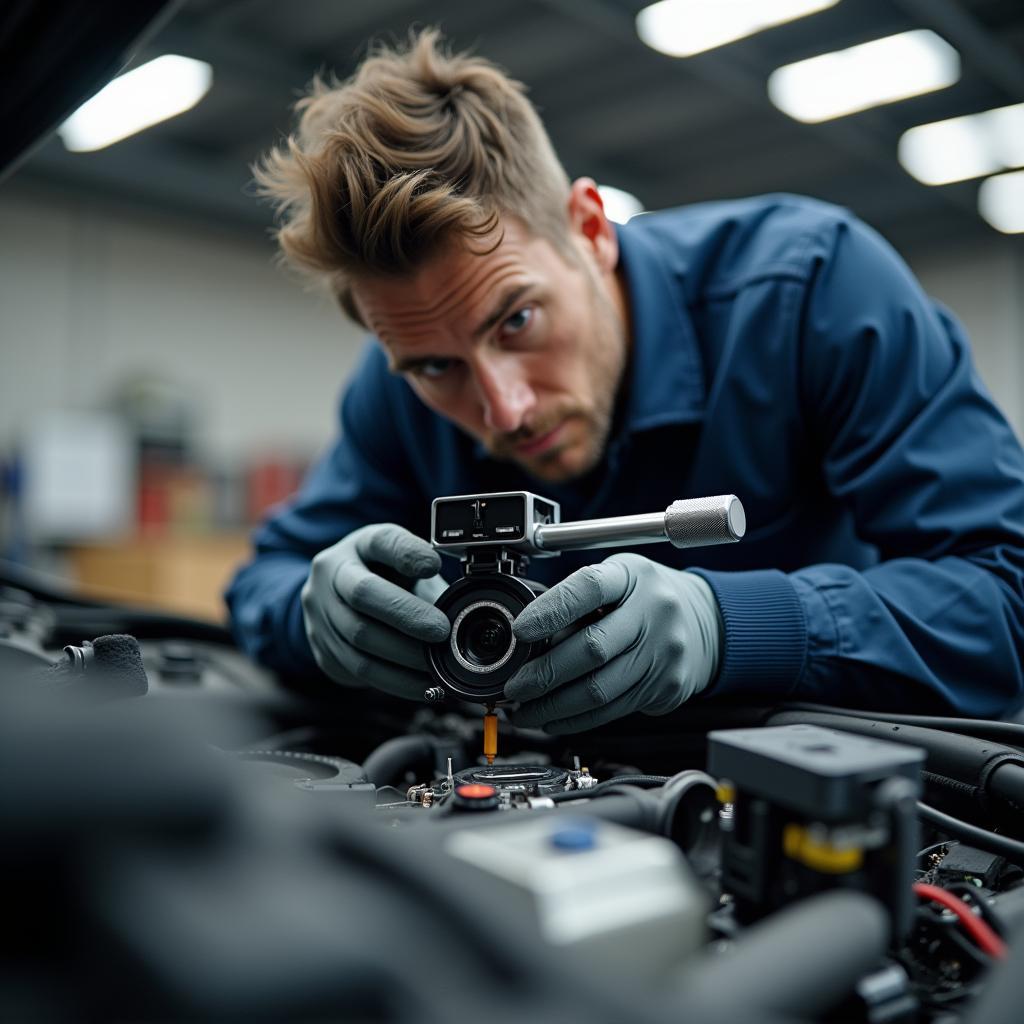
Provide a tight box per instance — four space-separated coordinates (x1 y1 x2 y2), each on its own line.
2 570 1023 1023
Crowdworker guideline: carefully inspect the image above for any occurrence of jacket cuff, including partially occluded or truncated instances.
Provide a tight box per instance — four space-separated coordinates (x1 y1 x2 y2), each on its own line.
689 568 807 701
226 557 317 674
283 576 318 670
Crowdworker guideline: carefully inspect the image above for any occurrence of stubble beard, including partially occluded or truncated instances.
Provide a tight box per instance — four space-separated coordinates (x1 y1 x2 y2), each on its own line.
496 282 628 483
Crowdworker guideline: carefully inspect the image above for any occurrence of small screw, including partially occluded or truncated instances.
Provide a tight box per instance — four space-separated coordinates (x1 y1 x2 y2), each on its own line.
424 686 446 704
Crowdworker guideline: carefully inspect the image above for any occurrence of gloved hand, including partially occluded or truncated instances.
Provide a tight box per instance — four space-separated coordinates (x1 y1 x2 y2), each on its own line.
300 524 450 699
504 553 723 733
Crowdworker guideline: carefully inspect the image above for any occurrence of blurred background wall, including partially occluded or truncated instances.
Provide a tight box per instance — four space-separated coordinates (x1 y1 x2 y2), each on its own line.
1 184 366 619
2 0 1022 621
909 240 1024 431
0 186 360 466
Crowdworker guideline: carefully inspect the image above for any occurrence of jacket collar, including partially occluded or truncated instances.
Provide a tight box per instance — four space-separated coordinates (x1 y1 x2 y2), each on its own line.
614 218 706 436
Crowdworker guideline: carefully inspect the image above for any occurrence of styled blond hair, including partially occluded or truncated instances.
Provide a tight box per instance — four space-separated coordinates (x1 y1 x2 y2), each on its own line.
255 29 572 321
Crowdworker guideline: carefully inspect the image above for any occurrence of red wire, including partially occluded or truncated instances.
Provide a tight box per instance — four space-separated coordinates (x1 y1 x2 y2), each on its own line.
913 882 1008 960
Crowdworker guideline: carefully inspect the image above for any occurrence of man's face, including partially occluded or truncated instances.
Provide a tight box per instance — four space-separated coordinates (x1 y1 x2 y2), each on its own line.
351 192 630 483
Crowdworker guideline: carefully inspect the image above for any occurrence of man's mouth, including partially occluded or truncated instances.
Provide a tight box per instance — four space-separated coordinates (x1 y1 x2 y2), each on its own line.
514 420 566 458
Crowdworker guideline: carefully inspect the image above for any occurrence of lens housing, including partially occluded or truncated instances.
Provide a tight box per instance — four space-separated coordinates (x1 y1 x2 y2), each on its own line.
451 601 517 674
428 573 543 703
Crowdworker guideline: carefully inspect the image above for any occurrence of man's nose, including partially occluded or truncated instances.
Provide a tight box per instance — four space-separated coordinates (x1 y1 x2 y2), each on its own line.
473 354 536 434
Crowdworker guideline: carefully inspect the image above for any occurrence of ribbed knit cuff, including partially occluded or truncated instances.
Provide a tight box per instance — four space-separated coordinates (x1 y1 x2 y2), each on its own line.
689 568 807 701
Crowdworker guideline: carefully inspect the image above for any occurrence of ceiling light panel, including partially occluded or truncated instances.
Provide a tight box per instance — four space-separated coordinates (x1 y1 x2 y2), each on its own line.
978 170 1024 234
768 30 960 124
636 0 840 58
899 104 1024 186
59 55 213 153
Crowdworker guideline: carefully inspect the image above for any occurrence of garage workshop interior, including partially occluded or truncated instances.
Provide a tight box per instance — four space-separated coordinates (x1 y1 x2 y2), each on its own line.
3 1 1024 1021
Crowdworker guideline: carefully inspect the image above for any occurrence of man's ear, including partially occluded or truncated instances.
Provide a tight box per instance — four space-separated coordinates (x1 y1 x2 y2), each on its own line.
567 177 618 274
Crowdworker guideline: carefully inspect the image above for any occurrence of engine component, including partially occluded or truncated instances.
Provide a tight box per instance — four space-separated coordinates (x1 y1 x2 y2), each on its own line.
444 813 708 982
451 782 500 812
234 749 375 802
934 844 1007 890
767 707 1024 830
553 770 721 878
56 633 149 699
709 724 923 937
454 763 574 796
399 761 599 810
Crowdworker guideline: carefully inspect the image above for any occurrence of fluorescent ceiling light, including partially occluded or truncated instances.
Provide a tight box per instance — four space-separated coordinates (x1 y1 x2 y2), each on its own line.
636 0 839 58
898 103 1024 186
978 170 1024 234
58 55 213 152
768 30 960 123
598 185 645 223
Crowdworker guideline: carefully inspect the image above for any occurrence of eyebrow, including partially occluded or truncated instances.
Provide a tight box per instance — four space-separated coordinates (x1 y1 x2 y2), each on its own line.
389 283 534 374
471 283 532 340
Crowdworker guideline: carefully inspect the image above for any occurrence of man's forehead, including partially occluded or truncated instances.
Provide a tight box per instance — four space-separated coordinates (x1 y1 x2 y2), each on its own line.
353 224 541 344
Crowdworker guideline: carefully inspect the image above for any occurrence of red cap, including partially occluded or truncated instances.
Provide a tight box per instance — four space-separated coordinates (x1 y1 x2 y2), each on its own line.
455 783 497 800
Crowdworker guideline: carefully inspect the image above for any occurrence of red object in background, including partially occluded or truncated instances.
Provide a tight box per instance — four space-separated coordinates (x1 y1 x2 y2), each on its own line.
137 463 171 534
137 462 215 535
246 458 305 523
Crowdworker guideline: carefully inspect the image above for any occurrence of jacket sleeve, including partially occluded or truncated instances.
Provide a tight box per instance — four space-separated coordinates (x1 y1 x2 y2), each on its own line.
696 216 1024 716
224 343 428 674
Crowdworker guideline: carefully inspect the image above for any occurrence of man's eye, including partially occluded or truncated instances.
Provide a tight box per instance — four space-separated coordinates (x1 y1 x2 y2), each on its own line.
414 359 456 379
502 307 533 335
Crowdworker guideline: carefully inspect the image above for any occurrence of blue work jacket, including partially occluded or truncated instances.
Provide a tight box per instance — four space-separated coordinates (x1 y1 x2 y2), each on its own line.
226 194 1024 717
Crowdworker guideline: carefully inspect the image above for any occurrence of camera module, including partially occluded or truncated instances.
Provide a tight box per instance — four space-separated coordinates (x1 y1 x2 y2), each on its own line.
428 573 544 703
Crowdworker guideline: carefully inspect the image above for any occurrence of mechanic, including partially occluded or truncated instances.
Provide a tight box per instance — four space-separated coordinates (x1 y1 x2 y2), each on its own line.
227 29 1024 731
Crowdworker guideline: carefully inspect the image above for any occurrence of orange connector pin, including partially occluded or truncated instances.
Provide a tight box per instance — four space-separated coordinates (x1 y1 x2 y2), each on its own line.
483 710 498 766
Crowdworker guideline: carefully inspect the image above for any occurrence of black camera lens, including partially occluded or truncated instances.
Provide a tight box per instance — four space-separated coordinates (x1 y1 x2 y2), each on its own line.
428 574 546 703
454 603 515 671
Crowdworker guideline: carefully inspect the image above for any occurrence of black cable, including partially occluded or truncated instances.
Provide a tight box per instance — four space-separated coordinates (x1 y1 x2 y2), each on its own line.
917 801 1024 866
942 882 1007 937
547 774 670 803
989 762 1024 809
783 702 1024 750
941 923 993 967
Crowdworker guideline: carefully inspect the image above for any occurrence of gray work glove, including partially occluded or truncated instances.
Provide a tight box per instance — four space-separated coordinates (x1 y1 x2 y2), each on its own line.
300 524 450 700
504 553 723 734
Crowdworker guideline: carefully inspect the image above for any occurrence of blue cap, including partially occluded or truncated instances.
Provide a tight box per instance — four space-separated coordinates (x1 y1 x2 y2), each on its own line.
549 823 598 852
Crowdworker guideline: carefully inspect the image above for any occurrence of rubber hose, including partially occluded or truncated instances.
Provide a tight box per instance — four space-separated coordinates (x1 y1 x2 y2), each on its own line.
675 891 889 1020
782 702 1024 750
361 735 437 788
917 801 1024 866
989 762 1024 811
